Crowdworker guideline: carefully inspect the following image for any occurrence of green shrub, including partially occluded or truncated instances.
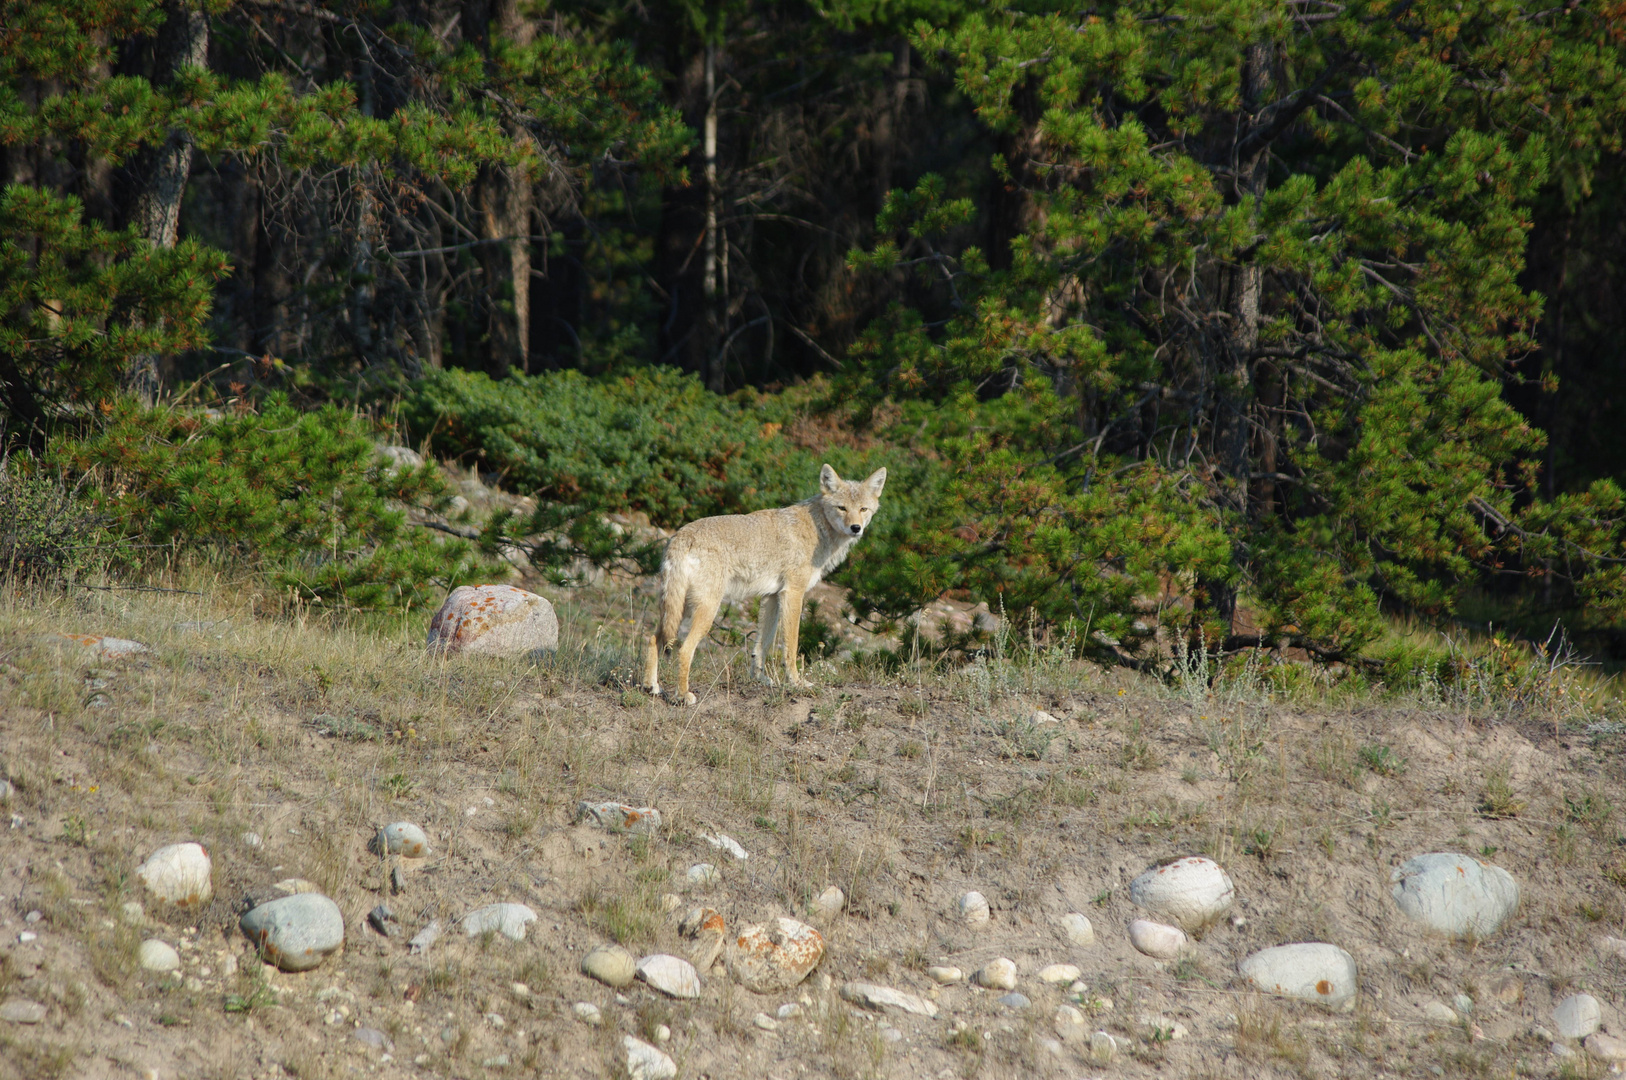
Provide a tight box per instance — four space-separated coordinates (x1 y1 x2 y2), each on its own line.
48 397 491 609
0 455 117 580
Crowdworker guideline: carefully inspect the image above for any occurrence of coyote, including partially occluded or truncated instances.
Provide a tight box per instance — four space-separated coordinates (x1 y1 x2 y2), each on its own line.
643 464 887 705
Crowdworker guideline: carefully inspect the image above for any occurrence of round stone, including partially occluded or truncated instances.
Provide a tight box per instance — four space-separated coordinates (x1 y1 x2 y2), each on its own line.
371 822 430 858
239 893 345 972
973 957 1017 991
1238 943 1359 1011
958 891 990 925
687 863 719 887
582 944 637 989
926 966 963 985
1127 919 1189 959
727 918 825 994
1390 853 1519 937
572 1002 603 1026
138 939 180 973
460 903 537 941
136 842 213 908
998 991 1031 1009
1129 857 1235 931
1038 963 1081 985
1089 1031 1118 1064
428 585 557 657
1060 912 1095 946
809 886 845 921
1554 994 1602 1040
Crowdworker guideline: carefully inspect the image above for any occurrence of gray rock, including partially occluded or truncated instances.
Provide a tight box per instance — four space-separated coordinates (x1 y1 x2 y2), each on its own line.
1238 943 1359 1012
1587 1032 1626 1062
582 944 637 988
1390 853 1519 937
353 1027 394 1054
461 903 536 941
1422 1001 1459 1024
368 904 402 938
575 801 662 835
839 982 938 1018
624 1035 677 1080
754 1012 779 1031
998 992 1031 1010
686 863 719 887
1453 993 1474 1015
636 954 701 999
427 585 557 657
1089 1031 1118 1064
370 822 430 858
409 920 442 954
0 999 46 1024
138 939 180 973
1554 994 1602 1039
240 893 346 972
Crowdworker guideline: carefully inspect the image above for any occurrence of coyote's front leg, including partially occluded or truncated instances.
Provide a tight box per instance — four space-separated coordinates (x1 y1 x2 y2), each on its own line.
779 586 814 689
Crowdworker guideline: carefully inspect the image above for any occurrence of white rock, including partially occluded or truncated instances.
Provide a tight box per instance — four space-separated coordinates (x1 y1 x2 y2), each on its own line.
973 957 1017 990
0 999 47 1024
636 954 701 999
1553 994 1602 1039
572 1002 602 1026
1129 856 1235 931
1089 1031 1118 1064
702 833 749 860
377 445 425 474
926 966 963 985
239 894 345 972
1055 1004 1086 1032
839 982 939 1017
1238 944 1358 1012
809 886 844 921
138 939 180 972
427 585 558 657
1390 853 1519 937
777 1003 802 1018
408 920 441 953
1597 935 1626 961
727 918 825 994
0 780 13 802
371 822 430 858
1038 964 1081 985
1586 1032 1626 1062
120 901 144 925
1060 912 1095 947
1128 918 1189 959
136 843 213 908
1032 710 1060 724
241 831 262 849
687 863 719 886
1453 993 1474 1015
460 903 536 941
753 1012 779 1031
957 891 990 924
573 800 663 834
624 1035 678 1080
583 944 637 988
1422 1001 1459 1024
48 632 149 659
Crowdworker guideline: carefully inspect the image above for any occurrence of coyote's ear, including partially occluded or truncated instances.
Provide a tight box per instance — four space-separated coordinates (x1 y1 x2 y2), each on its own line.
865 467 887 495
819 463 841 492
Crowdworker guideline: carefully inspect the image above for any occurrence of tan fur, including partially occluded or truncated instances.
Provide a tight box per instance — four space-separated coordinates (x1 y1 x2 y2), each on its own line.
644 464 886 705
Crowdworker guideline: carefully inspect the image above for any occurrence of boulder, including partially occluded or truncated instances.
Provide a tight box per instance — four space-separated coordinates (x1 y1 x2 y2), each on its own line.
839 981 938 1018
1389 853 1519 937
1553 994 1602 1040
369 822 430 858
575 801 662 834
636 954 701 999
460 903 536 941
1238 943 1359 1011
1129 857 1235 931
240 893 345 972
427 585 557 658
727 918 825 993
136 842 213 908
957 890 990 925
1128 919 1189 959
582 944 637 988
972 957 1018 990
1060 912 1095 947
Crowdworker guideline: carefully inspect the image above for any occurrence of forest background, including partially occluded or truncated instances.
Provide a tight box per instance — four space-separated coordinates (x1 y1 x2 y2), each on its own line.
4 0 1626 674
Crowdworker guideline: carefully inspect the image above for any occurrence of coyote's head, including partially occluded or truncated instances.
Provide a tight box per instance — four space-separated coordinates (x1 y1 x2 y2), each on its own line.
817 464 887 539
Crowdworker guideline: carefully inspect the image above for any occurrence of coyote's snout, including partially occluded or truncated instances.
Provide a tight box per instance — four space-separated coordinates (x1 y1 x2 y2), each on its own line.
643 463 887 705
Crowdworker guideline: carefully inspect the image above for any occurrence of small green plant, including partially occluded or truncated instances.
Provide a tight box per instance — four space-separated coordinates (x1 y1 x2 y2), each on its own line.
1243 826 1276 860
1477 769 1524 819
1358 744 1407 777
380 773 414 799
59 814 89 847
897 740 923 759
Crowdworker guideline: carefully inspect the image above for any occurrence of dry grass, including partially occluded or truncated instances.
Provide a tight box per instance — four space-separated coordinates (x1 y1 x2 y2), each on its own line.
0 572 1622 1078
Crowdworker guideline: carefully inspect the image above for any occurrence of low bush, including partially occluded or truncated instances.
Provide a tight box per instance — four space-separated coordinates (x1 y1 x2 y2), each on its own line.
47 397 491 609
0 455 118 580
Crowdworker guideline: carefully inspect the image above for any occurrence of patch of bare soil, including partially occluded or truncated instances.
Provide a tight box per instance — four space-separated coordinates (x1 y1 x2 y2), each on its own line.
0 581 1624 1080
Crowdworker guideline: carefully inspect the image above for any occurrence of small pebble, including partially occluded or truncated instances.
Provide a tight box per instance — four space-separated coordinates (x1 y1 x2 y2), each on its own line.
139 940 181 973
572 1002 603 1026
777 1003 802 1019
687 863 719 887
754 1012 779 1031
926 966 963 985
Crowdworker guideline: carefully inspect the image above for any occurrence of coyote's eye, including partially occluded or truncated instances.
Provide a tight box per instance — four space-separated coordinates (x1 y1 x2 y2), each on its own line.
836 505 847 511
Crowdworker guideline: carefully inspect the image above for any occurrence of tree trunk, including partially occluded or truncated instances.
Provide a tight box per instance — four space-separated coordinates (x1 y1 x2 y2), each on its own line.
123 1 209 405
702 41 724 392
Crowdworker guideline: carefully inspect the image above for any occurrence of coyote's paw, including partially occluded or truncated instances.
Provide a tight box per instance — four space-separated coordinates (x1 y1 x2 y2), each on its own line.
667 691 698 707
789 676 815 690
750 664 779 688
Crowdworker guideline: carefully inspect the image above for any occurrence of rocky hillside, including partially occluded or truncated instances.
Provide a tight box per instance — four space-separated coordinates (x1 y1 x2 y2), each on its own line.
0 580 1623 1079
